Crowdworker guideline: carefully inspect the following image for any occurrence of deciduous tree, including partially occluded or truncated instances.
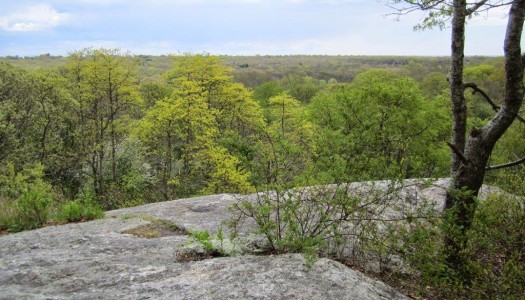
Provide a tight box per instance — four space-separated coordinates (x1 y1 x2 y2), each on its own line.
64 49 140 206
387 0 525 278
310 70 450 182
137 54 261 199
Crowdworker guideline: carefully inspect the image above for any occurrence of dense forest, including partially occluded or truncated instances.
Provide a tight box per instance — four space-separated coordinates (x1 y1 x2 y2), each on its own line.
0 51 516 205
1 51 524 298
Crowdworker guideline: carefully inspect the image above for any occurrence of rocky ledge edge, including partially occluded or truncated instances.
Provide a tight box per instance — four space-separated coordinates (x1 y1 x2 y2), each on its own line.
1 179 484 299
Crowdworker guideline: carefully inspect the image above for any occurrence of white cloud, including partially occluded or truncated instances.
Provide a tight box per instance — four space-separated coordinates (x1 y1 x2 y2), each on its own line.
0 4 70 32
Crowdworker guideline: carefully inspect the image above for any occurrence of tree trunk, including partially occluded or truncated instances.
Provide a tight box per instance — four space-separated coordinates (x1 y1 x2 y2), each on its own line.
449 0 468 174
164 125 173 200
444 0 525 277
109 70 117 182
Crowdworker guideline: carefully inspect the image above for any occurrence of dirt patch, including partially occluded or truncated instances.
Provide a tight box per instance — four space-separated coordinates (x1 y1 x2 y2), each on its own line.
176 251 217 262
122 220 187 238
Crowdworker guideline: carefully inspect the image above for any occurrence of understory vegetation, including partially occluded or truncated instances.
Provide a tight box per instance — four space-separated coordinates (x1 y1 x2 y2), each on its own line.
1 52 524 298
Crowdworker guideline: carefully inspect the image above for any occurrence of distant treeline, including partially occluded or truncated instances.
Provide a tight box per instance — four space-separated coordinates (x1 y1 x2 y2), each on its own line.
0 53 497 87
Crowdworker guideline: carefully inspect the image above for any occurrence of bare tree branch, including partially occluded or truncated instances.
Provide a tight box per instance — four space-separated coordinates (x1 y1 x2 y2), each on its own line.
464 82 499 111
384 0 516 25
447 142 469 164
464 82 525 123
465 0 516 15
466 0 490 15
486 155 525 170
383 0 448 18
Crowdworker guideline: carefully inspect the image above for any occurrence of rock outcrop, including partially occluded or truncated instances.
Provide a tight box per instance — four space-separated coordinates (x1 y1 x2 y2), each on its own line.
0 192 411 299
4 178 502 299
0 194 407 300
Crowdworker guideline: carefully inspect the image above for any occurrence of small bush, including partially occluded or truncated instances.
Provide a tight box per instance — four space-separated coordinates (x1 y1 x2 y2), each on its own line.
55 198 104 224
231 181 414 269
395 192 525 299
0 197 16 231
0 163 56 232
9 185 53 232
0 163 105 233
190 230 215 252
187 228 237 258
465 194 525 298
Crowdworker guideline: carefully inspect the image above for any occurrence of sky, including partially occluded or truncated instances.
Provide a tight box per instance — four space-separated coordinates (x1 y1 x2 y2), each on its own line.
0 0 513 57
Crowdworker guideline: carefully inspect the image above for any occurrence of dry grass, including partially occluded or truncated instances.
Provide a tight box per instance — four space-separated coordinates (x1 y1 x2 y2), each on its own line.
122 219 187 238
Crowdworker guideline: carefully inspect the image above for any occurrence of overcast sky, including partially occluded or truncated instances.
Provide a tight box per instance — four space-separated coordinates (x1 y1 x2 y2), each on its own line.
0 0 513 57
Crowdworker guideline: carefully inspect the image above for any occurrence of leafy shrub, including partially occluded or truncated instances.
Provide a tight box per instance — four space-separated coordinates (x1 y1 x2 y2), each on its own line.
54 199 104 223
231 181 416 269
396 192 525 299
0 197 16 231
0 163 104 233
9 184 53 232
190 230 215 252
0 163 56 232
188 227 237 258
465 194 525 298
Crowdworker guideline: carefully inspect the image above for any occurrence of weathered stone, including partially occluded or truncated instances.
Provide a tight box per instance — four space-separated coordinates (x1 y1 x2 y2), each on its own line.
4 179 501 299
107 194 240 235
0 193 408 299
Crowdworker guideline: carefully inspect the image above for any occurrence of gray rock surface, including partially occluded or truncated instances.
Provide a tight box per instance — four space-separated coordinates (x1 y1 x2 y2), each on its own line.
4 179 500 299
1 193 409 300
106 193 240 235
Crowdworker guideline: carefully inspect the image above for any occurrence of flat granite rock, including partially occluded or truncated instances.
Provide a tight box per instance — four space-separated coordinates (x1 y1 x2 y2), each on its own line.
0 218 407 299
106 193 241 235
8 178 502 299
0 193 410 300
1 179 504 299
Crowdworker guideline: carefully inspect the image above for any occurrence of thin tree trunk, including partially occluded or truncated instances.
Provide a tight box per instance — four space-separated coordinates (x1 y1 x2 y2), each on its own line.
449 0 468 174
165 125 173 200
111 118 116 181
444 0 525 277
108 69 117 182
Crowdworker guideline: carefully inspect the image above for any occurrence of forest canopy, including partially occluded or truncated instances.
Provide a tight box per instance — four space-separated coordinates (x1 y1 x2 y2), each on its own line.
1 51 520 220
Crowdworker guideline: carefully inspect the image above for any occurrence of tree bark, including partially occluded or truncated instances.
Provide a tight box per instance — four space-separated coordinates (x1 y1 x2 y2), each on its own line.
449 0 468 174
444 0 525 277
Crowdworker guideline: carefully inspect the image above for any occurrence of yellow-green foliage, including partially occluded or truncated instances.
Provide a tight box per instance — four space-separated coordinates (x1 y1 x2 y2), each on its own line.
136 54 264 199
486 121 525 196
63 49 144 208
200 147 253 194
251 93 316 188
0 163 106 233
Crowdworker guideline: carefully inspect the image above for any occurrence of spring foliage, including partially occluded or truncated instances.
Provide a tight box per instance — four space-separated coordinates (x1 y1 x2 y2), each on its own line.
1 52 524 298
